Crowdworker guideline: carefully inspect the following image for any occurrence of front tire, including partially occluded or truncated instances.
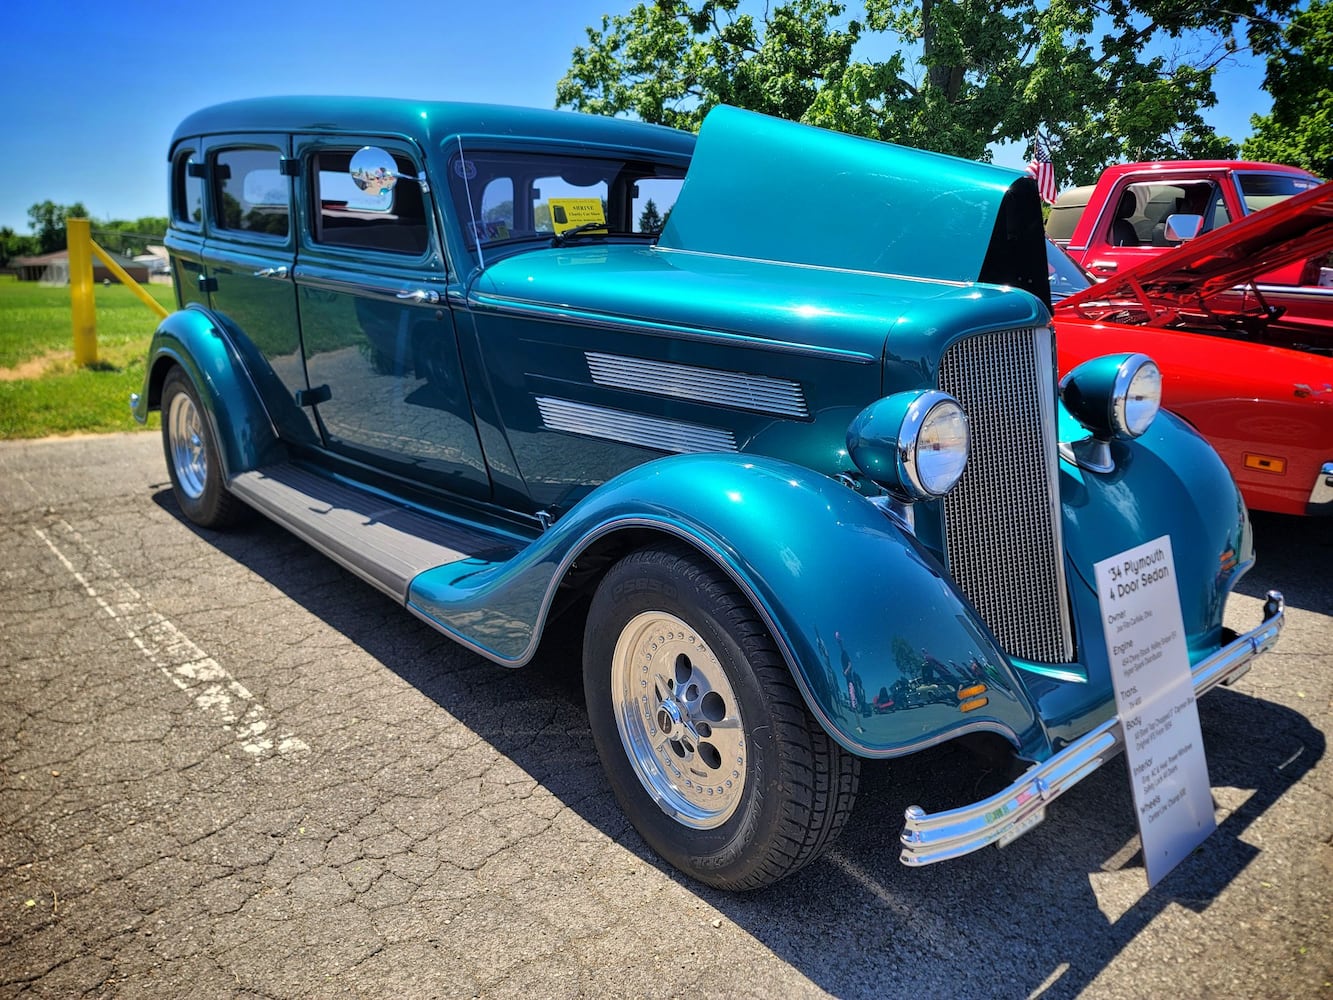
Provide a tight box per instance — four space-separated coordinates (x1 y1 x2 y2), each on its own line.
161 366 242 529
584 544 859 890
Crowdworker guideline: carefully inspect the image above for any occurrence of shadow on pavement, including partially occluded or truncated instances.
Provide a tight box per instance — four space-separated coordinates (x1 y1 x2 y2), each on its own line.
152 488 1326 999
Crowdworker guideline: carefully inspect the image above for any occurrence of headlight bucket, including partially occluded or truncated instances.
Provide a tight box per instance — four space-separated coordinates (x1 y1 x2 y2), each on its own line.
847 390 971 501
1059 353 1162 440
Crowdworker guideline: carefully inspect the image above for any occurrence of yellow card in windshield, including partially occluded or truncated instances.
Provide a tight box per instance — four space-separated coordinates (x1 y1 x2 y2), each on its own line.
549 198 606 234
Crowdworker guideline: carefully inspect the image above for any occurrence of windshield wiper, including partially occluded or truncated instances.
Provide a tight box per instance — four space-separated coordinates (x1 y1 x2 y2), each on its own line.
551 222 609 246
551 224 656 247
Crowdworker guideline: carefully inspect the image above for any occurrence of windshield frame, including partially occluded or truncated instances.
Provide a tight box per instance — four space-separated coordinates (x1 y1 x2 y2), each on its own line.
441 138 690 271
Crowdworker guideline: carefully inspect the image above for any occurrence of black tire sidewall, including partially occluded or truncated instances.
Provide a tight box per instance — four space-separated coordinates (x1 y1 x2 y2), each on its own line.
161 367 234 528
583 548 796 888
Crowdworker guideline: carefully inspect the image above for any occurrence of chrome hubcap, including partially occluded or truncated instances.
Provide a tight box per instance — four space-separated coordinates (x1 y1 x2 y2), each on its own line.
167 391 207 500
610 612 746 829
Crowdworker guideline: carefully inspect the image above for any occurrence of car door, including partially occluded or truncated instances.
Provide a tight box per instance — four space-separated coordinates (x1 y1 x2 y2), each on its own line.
292 135 490 501
1082 174 1228 280
199 134 316 443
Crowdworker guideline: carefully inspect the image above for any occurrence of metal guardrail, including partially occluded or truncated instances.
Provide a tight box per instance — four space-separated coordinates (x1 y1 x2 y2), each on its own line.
66 217 168 366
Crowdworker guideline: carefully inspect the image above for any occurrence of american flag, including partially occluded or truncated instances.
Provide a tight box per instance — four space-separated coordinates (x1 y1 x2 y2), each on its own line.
1026 138 1057 205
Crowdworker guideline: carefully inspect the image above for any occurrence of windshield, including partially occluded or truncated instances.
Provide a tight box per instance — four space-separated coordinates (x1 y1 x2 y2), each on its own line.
445 147 687 261
1238 172 1322 214
1046 239 1092 302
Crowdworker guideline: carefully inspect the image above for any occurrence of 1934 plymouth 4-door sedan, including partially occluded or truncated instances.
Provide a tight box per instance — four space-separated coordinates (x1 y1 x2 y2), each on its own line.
133 98 1284 889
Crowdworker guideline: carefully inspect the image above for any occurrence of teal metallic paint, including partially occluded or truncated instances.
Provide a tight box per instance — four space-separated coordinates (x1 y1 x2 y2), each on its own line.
463 243 1049 515
407 452 1046 759
660 105 1025 283
1027 409 1253 747
133 306 289 478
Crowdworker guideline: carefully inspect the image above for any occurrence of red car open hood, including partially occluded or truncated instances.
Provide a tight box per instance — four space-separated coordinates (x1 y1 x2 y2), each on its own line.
1057 179 1333 326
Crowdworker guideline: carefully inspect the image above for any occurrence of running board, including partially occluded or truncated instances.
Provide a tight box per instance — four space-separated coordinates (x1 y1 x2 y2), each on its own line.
229 464 518 603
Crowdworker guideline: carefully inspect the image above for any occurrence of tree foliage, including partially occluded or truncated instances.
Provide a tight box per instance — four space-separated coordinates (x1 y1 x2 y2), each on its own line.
1242 0 1333 178
27 200 90 255
556 0 1299 186
12 202 168 262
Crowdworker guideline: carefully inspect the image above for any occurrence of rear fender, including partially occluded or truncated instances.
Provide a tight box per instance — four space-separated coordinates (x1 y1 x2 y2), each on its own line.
408 453 1045 758
133 305 287 479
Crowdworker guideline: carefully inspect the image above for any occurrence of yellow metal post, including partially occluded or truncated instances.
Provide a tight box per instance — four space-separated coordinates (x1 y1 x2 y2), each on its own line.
89 242 169 320
67 217 97 366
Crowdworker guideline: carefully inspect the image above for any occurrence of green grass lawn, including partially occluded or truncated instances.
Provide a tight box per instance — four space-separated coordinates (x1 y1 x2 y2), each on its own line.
0 273 175 438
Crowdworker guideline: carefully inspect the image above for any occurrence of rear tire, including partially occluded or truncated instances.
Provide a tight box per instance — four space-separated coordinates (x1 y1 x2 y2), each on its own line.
161 366 242 529
583 543 859 889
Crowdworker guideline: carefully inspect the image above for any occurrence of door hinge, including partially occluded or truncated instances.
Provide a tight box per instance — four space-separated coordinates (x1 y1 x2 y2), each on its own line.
295 384 332 408
198 274 218 293
279 157 301 177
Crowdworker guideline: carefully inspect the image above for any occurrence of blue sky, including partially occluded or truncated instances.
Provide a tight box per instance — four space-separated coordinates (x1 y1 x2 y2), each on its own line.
0 0 1273 235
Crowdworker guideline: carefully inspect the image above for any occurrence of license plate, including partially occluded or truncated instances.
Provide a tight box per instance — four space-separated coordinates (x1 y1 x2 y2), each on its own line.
996 806 1046 848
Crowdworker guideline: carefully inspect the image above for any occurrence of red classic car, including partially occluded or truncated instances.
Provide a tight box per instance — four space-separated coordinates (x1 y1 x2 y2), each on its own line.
1055 180 1333 516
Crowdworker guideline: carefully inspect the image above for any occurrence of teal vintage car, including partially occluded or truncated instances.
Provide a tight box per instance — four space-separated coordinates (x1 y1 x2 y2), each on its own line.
133 97 1284 890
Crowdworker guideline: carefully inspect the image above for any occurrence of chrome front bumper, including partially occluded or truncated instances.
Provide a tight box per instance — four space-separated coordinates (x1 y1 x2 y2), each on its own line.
899 590 1285 866
1308 462 1333 512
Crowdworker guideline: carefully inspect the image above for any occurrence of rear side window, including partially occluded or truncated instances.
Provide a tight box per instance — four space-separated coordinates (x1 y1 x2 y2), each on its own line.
213 147 289 238
310 149 429 255
171 149 204 227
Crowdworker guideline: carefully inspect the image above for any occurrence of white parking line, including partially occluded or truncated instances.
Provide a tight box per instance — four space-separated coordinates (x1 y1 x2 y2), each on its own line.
34 519 308 758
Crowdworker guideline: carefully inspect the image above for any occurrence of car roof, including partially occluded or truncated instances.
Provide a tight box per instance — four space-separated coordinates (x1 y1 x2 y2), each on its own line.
1094 160 1320 181
170 96 697 158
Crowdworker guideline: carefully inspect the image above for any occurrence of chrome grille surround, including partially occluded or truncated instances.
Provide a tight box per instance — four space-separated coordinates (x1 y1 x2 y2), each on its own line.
938 327 1074 663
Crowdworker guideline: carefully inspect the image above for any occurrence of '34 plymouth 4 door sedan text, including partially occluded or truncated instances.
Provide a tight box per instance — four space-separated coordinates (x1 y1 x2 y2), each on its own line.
133 98 1284 889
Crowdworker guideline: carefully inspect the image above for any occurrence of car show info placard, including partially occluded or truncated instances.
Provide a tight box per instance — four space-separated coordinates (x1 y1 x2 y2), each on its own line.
1094 534 1216 887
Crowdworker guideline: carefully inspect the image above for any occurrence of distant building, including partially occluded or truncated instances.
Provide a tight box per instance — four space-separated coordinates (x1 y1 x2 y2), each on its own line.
10 248 151 284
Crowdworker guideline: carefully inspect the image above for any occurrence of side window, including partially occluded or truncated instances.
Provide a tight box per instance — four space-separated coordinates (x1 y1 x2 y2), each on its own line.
213 147 289 238
310 149 429 255
171 149 204 227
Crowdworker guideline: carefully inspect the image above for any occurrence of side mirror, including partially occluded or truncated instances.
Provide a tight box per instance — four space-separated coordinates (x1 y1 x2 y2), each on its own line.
1163 213 1203 242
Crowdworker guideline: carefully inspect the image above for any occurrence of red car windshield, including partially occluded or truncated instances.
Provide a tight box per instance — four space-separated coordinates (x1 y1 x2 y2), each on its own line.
1238 172 1322 214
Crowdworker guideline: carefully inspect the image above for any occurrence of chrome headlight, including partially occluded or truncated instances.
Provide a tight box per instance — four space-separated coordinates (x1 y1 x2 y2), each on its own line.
847 390 971 501
1060 353 1161 440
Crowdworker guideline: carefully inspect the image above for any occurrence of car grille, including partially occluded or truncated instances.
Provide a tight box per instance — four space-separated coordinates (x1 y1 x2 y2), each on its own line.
938 327 1074 663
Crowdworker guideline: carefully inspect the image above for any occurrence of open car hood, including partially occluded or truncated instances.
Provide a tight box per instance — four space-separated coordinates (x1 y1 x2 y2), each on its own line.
656 105 1051 306
1057 179 1333 325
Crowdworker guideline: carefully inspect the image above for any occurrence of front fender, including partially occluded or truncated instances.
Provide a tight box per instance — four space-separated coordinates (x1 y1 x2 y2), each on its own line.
408 453 1045 758
133 306 287 479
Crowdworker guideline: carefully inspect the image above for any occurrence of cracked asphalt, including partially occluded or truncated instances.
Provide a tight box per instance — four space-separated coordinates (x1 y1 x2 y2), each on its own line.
1 432 1330 999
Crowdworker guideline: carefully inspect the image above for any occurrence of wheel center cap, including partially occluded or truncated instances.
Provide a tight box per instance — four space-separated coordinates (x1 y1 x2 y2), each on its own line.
657 698 684 735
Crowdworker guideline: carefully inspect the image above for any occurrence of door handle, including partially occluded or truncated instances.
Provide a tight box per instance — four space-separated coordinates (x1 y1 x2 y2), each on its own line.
1089 260 1118 274
253 265 289 279
396 289 441 304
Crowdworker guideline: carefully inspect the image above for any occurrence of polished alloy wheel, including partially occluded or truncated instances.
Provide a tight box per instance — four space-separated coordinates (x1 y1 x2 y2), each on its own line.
167 390 208 501
610 611 746 828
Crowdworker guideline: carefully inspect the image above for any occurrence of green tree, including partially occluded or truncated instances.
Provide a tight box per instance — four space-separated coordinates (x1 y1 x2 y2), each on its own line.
26 200 91 254
557 0 1297 186
1242 0 1333 178
638 198 664 232
0 227 37 266
92 217 169 257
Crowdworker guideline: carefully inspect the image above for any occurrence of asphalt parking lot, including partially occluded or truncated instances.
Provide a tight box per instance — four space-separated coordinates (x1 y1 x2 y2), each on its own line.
2 432 1330 1000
